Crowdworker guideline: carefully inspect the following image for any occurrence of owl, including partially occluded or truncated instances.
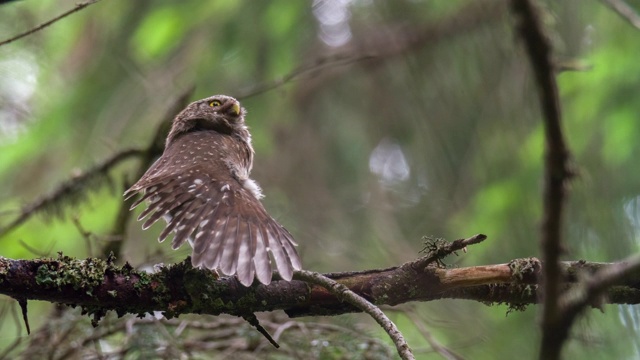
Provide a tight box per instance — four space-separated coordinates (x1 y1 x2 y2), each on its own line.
124 95 301 286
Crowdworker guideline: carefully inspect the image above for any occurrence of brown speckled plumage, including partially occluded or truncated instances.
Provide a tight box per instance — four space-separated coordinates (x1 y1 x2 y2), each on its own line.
124 95 301 286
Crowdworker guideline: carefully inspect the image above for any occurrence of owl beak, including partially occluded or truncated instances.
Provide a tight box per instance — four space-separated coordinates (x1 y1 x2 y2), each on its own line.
230 102 241 116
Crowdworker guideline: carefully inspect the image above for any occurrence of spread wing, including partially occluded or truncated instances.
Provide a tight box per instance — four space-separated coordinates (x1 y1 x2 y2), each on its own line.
124 164 301 286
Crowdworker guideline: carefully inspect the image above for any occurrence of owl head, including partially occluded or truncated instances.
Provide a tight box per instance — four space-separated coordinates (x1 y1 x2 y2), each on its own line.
167 95 247 145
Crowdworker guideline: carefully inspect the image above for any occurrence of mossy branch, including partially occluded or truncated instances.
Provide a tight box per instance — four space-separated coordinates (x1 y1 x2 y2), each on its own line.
1 249 640 325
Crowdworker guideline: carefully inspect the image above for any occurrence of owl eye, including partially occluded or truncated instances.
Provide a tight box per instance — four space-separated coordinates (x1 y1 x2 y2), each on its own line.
209 100 222 107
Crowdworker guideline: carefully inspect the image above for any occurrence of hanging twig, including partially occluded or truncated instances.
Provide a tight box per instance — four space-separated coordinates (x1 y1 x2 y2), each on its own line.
17 298 29 335
241 313 280 348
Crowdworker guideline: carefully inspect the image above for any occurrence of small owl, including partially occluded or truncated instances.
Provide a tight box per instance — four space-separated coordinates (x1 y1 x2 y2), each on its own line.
124 95 302 286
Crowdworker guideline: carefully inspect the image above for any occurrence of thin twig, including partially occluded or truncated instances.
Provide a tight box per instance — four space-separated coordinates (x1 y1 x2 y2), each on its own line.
0 0 104 47
18 239 54 257
0 303 30 359
234 53 376 100
600 0 640 30
510 1 572 359
0 336 23 360
0 148 144 238
71 216 94 257
405 307 464 360
234 0 505 101
294 269 415 360
414 234 487 270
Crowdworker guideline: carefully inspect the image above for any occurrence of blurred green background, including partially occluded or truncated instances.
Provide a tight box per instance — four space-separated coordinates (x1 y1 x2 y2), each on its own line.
1 0 640 358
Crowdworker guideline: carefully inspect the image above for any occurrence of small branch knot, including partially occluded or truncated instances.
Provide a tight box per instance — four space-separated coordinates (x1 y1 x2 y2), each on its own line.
509 257 542 283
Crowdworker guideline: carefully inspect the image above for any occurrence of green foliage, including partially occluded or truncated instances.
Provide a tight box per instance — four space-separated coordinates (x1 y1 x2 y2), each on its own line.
132 7 188 62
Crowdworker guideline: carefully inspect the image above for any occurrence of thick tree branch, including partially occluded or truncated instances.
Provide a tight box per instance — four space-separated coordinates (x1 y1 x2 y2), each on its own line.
510 1 572 359
2 251 640 325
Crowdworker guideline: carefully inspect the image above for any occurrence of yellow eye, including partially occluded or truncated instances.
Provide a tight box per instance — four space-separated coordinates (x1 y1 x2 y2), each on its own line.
209 100 222 107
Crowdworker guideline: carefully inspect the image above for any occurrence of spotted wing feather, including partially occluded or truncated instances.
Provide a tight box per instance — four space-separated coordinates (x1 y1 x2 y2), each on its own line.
125 148 300 285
